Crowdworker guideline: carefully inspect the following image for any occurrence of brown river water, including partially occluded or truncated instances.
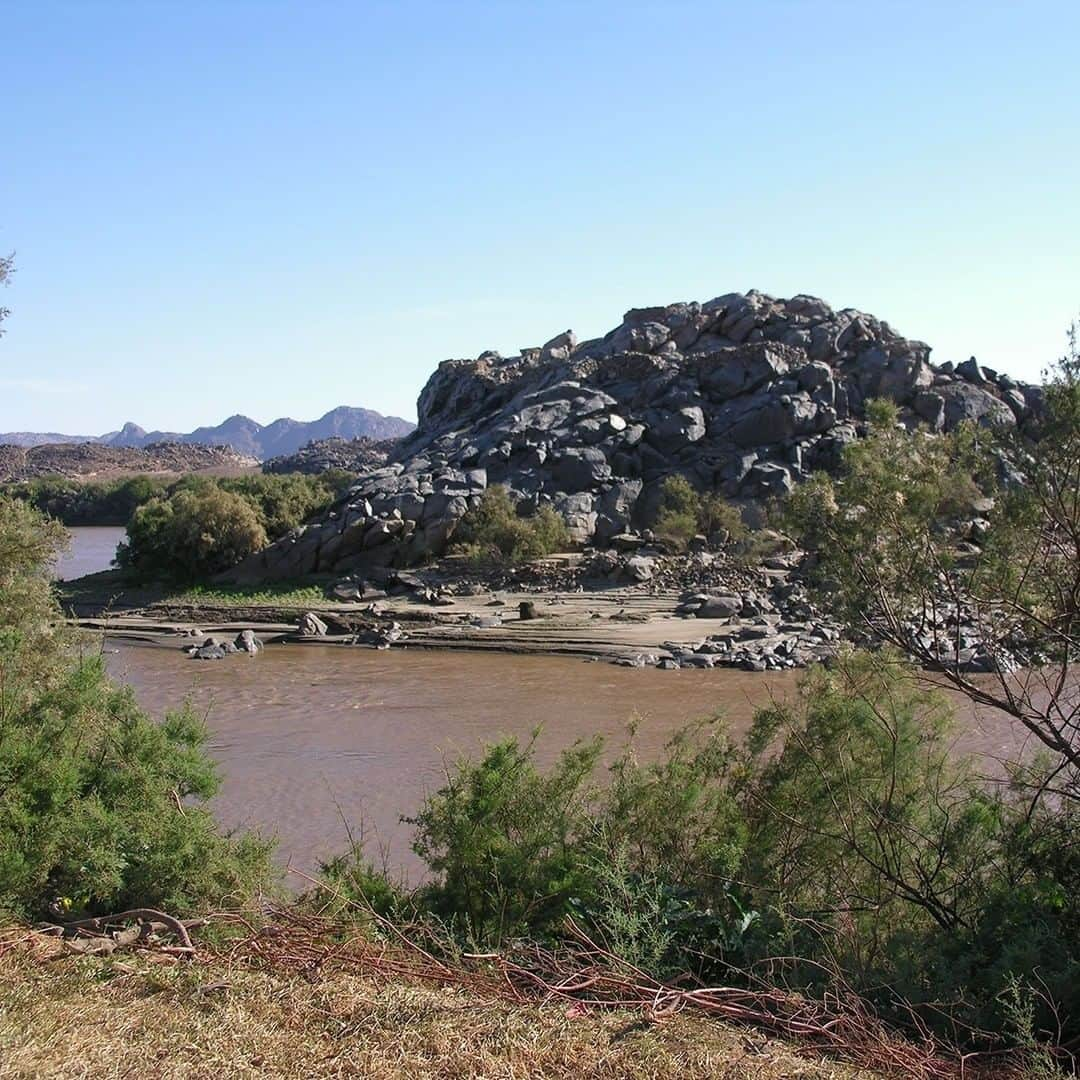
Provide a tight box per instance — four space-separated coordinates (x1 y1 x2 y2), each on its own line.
105 642 802 881
104 642 1026 884
55 528 1023 884
53 525 126 580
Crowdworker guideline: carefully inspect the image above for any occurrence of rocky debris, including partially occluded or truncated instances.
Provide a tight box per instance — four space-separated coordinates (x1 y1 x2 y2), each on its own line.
263 437 400 476
901 601 1023 675
351 621 408 649
0 441 258 483
184 628 265 660
185 634 240 660
297 612 329 637
229 289 1039 583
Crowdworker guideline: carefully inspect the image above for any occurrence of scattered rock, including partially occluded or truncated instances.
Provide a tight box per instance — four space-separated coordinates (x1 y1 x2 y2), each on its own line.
298 612 329 637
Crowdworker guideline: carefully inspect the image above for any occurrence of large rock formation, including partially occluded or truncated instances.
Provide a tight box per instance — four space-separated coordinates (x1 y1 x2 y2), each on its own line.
263 437 399 476
232 290 1040 581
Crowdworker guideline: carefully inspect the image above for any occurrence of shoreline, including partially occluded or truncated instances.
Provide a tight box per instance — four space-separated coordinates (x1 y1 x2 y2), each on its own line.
63 565 840 670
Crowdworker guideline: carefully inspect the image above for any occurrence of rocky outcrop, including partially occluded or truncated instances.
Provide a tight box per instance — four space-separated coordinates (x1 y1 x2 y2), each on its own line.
263 437 399 476
233 290 1038 582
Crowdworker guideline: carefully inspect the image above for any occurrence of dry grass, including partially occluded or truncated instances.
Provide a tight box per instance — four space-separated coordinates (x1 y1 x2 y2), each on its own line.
0 925 878 1080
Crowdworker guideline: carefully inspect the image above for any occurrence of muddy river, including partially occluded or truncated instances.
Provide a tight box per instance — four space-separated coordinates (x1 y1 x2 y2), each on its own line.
54 525 126 580
58 529 1022 884
104 643 805 881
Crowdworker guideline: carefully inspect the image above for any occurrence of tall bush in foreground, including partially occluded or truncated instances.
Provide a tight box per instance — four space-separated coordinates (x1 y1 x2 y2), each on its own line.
0 496 274 918
785 343 1079 802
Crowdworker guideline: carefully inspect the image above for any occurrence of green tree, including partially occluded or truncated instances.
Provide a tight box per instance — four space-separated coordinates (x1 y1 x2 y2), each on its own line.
118 486 269 581
786 337 1080 801
0 497 273 917
0 251 13 332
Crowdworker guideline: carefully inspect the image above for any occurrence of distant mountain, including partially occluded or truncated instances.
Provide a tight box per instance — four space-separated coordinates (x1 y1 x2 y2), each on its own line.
0 431 101 448
1 407 415 460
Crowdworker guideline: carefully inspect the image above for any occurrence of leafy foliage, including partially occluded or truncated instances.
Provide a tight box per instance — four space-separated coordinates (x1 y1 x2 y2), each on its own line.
406 734 602 945
324 647 1079 1048
5 470 351 533
652 475 749 552
5 475 170 526
786 372 1079 799
117 485 269 581
0 496 274 918
0 250 12 332
450 486 570 566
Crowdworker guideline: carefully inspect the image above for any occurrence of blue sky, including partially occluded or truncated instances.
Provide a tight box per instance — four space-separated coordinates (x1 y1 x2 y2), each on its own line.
3 0 1078 433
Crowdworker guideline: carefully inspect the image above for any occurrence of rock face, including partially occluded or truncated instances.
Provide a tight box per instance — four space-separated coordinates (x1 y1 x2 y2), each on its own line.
233 290 1038 582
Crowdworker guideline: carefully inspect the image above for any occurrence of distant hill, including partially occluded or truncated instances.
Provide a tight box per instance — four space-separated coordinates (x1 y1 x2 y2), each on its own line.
1 407 415 459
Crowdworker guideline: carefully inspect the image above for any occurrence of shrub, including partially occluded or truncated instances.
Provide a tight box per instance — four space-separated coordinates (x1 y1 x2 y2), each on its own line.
450 486 570 566
327 648 1080 1049
3 471 349 535
406 733 602 945
5 474 170 526
393 718 757 964
652 475 748 551
0 496 274 918
117 486 269 581
189 473 345 539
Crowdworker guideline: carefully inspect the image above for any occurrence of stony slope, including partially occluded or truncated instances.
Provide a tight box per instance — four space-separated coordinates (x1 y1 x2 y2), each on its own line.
234 289 1040 581
1 406 415 457
263 436 399 475
0 441 258 482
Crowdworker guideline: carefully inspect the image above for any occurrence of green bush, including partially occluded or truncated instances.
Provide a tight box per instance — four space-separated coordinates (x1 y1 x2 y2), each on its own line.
3 470 350 535
0 496 274 918
451 486 571 566
325 648 1080 1049
406 733 602 945
117 486 269 581
5 474 170 526
652 475 748 551
182 473 348 539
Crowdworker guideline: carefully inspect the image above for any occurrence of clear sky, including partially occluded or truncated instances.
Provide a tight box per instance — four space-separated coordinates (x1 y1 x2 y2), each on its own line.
3 0 1078 433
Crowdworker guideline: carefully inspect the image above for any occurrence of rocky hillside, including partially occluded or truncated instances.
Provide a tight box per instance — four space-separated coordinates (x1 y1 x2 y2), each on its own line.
1 406 415 457
263 436 399 476
232 290 1041 581
0 441 258 482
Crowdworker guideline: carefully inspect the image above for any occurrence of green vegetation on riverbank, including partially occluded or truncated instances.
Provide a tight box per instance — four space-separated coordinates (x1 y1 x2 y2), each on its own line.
3 470 356 583
0 496 274 922
3 469 356 530
450 484 572 566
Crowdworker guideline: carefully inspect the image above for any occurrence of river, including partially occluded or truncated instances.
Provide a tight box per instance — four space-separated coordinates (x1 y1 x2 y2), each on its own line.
53 525 127 580
104 642 801 881
57 528 1020 884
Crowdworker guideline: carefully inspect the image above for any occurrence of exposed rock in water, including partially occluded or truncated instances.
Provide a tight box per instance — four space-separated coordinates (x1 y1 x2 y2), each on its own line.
230 290 1039 582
